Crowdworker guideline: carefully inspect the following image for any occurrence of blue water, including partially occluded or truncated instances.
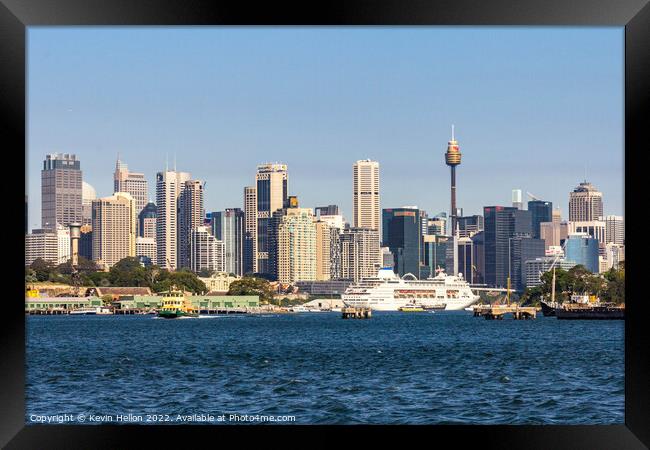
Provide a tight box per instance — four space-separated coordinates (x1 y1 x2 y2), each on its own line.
26 312 624 424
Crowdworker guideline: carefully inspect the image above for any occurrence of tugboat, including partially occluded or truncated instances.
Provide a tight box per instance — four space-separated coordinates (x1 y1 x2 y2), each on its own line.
157 288 198 319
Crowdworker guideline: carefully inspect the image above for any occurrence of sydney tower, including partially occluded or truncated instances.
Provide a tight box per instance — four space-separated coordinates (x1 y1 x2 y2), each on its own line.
445 125 462 238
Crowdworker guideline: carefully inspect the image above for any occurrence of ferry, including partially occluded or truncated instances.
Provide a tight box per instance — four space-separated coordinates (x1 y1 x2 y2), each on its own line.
342 267 480 311
398 304 425 312
157 289 198 319
69 307 113 315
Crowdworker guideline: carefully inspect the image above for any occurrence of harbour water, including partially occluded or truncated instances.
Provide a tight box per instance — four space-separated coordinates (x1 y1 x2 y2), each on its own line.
26 312 624 424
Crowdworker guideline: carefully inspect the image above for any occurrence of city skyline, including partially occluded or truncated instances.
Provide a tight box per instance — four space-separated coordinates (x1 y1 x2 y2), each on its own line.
27 27 624 228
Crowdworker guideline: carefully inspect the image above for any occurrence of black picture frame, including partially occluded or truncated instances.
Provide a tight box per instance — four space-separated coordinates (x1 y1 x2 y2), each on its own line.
2 1 648 448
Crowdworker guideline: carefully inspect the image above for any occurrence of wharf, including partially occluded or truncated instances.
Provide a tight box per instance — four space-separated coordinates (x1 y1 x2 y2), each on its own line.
473 305 536 320
341 307 372 319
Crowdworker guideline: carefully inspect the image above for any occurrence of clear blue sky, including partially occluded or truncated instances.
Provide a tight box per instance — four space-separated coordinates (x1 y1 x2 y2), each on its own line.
27 27 623 231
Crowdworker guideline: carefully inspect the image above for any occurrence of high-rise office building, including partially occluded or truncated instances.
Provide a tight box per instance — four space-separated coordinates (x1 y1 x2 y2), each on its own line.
552 208 562 224
114 157 148 217
382 207 421 278
565 232 599 273
569 181 603 221
524 257 577 288
509 236 546 291
91 192 136 269
483 206 533 288
427 213 447 236
421 234 449 278
178 180 204 270
211 208 245 276
41 153 83 228
81 181 96 226
604 215 625 245
256 164 288 274
340 227 381 283
567 220 606 246
138 202 157 239
352 159 380 231
243 186 257 274
268 207 316 283
457 215 484 238
156 170 191 270
190 226 225 274
315 205 339 217
528 200 552 239
470 231 485 284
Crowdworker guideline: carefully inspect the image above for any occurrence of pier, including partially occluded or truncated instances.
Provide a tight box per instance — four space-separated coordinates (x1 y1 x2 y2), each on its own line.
473 305 536 320
341 307 372 319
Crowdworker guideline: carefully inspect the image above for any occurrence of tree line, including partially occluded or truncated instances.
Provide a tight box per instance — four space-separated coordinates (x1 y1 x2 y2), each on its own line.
519 262 624 306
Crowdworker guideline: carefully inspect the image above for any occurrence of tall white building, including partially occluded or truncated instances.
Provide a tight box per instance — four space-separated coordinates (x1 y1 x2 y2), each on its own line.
511 189 523 210
81 181 97 226
190 226 225 274
269 207 317 284
569 181 603 222
604 215 624 245
352 159 380 231
156 170 191 270
567 220 606 246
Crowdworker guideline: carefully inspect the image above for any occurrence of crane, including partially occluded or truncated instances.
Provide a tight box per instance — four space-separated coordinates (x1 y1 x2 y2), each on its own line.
527 191 540 201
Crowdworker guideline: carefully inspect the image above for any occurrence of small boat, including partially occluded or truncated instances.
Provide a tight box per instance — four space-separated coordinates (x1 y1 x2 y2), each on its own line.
398 305 425 312
423 303 446 311
69 307 98 315
157 289 198 319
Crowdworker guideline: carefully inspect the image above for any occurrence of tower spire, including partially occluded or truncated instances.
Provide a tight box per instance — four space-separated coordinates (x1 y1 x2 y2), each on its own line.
451 124 455 141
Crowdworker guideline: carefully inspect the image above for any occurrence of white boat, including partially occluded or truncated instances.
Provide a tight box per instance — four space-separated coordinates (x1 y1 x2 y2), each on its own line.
69 307 103 315
342 267 480 311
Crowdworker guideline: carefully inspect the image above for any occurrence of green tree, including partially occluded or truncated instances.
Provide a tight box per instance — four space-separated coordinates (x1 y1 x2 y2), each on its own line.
228 277 275 304
109 257 147 286
30 258 54 282
153 269 206 294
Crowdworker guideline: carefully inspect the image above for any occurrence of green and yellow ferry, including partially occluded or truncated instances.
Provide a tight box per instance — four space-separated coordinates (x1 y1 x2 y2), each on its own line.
157 289 198 319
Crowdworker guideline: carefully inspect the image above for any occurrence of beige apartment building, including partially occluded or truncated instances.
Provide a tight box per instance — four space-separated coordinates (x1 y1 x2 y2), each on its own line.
91 192 136 269
340 227 381 282
273 208 316 284
114 157 148 216
315 220 332 281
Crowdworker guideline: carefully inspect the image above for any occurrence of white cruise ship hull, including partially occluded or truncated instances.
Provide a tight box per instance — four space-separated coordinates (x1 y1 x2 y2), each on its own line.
341 268 480 311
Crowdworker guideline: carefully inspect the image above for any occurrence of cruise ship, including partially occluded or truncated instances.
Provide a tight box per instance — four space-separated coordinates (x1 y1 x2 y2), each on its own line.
342 268 480 311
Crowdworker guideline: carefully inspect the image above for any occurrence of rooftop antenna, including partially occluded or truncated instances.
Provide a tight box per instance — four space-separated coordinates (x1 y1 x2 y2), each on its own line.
174 153 177 171
165 153 169 171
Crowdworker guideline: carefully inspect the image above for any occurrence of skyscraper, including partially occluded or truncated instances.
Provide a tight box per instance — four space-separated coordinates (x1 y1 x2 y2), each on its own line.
382 207 422 278
340 227 381 283
190 226 225 274
243 186 257 274
138 202 157 239
528 200 553 239
114 156 148 217
444 127 462 237
41 153 83 228
91 192 136 269
569 181 603 221
352 159 380 230
211 208 245 276
483 206 533 288
315 220 332 281
256 163 288 274
178 180 204 270
156 170 191 270
457 215 484 238
268 207 316 284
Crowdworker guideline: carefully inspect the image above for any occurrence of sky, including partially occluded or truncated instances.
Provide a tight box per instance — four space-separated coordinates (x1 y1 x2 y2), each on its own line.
27 27 624 231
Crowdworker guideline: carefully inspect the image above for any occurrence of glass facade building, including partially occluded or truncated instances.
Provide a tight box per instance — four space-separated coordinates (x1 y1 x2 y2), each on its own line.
528 200 553 239
565 233 599 273
382 207 422 278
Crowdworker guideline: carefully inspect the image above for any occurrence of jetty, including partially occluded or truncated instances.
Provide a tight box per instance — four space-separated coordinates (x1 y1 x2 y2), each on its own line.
473 304 536 320
341 307 372 319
